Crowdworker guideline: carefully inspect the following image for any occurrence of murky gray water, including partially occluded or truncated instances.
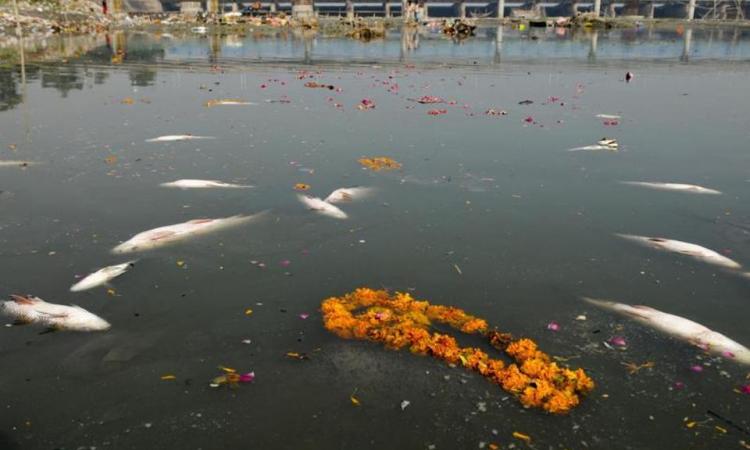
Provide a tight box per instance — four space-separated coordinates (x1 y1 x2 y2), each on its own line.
1 26 749 450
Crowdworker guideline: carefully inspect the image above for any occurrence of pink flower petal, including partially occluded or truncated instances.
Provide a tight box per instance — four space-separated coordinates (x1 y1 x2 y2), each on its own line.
299 313 309 320
546 321 560 332
689 365 704 373
740 384 750 394
239 372 255 383
608 336 627 347
673 381 686 390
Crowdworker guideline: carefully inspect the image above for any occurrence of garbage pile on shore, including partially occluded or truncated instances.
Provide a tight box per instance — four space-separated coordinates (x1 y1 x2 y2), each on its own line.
0 0 109 37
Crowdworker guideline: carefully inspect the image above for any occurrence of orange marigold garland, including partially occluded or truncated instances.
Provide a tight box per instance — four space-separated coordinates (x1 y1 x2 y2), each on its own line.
321 288 594 414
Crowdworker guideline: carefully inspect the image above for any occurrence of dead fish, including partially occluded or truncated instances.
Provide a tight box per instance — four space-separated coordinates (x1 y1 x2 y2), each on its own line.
204 99 255 107
596 114 621 119
323 187 373 204
0 160 37 167
567 145 617 152
160 179 254 189
70 261 136 292
620 181 721 195
615 234 741 269
145 135 214 143
112 213 265 254
297 194 348 219
583 297 750 365
2 295 111 332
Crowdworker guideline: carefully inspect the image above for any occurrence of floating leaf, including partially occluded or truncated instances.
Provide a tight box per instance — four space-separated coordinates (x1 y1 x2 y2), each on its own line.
350 395 361 406
513 431 531 443
160 374 176 381
244 308 254 316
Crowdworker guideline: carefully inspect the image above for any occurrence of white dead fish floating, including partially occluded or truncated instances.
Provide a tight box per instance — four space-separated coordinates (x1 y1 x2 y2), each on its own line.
204 99 256 107
112 213 265 254
145 135 215 143
2 295 111 332
70 261 136 292
297 194 348 219
619 181 721 195
323 187 373 204
616 234 741 269
191 26 207 34
568 138 618 152
583 297 750 365
595 114 621 119
160 179 254 189
567 145 616 152
0 160 37 167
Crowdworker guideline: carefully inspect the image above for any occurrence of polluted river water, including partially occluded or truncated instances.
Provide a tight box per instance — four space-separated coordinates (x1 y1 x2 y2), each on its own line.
1 25 750 449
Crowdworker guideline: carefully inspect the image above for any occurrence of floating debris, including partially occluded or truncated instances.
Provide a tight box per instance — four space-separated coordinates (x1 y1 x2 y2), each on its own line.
415 95 444 104
485 108 508 116
622 361 655 374
357 98 376 110
210 370 255 388
304 81 337 90
358 157 401 171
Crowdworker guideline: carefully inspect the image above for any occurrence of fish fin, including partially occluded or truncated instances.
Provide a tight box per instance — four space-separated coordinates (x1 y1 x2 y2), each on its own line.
10 294 37 305
38 327 58 335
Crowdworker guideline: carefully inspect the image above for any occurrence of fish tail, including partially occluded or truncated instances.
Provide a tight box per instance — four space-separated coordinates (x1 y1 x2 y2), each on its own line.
581 296 618 310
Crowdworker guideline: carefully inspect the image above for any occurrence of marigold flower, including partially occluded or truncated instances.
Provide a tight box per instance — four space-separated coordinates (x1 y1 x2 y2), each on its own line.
321 288 593 414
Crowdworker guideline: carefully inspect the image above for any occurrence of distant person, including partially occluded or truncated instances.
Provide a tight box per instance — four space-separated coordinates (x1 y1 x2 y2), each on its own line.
102 0 108 15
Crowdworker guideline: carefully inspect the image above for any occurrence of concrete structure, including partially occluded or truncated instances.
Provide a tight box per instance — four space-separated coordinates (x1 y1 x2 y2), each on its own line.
179 0 201 12
292 0 315 17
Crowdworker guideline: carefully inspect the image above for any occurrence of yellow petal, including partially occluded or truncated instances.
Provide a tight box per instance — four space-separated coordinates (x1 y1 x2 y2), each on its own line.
512 432 531 443
160 374 176 381
219 366 237 373
350 395 361 406
244 308 254 316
